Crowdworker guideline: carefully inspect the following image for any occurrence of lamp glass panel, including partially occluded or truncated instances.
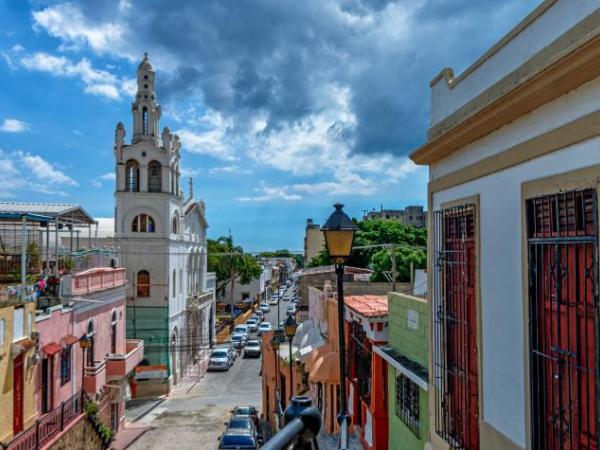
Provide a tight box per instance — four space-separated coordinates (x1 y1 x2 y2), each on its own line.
324 229 354 258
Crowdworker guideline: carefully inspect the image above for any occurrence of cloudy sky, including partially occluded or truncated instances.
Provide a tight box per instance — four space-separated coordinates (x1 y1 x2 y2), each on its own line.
0 0 539 251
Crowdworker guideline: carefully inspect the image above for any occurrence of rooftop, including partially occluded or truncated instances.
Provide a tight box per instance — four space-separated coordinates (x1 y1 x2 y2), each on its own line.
0 202 95 225
344 295 388 318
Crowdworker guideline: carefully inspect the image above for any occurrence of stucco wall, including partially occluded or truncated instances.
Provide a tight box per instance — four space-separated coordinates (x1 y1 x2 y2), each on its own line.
0 302 38 442
388 365 429 450
387 293 428 369
431 126 600 446
430 0 600 124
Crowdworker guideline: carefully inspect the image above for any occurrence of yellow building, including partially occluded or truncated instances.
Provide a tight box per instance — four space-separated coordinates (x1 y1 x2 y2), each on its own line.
303 219 325 265
0 296 38 443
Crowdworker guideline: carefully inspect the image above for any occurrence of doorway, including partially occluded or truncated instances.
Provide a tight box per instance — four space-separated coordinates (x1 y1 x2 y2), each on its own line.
13 354 24 434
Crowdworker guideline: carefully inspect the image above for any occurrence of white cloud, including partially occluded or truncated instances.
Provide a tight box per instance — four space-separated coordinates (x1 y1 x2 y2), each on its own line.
176 110 238 161
237 183 302 202
19 51 131 100
0 119 29 133
91 172 115 188
22 154 77 186
0 149 77 197
32 3 125 56
209 165 252 175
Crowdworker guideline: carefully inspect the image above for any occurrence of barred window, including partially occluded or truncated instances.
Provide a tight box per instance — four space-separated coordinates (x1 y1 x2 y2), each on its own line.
60 346 71 385
396 372 420 437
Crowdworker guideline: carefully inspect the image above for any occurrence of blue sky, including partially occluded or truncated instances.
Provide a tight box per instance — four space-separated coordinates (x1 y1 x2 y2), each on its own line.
0 0 539 251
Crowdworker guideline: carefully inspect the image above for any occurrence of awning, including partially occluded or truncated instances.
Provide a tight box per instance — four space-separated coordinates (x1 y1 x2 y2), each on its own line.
62 335 79 346
373 345 428 391
305 343 332 372
310 351 340 383
42 342 63 356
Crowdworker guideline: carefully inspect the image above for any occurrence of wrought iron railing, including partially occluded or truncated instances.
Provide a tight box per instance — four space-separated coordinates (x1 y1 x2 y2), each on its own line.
2 390 83 450
262 396 322 450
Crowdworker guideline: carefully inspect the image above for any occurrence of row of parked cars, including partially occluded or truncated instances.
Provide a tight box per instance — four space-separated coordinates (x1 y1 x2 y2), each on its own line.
218 405 262 449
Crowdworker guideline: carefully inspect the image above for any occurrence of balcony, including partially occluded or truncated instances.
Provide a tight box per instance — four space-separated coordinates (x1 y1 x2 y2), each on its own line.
65 267 127 296
84 360 107 395
106 339 145 382
186 291 213 311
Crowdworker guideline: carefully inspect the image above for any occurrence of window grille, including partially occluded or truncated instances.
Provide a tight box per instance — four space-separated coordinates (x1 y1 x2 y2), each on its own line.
60 347 71 385
433 204 479 449
396 372 420 437
527 188 598 450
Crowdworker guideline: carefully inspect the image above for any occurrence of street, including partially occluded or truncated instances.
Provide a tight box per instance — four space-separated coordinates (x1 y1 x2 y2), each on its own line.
126 286 292 449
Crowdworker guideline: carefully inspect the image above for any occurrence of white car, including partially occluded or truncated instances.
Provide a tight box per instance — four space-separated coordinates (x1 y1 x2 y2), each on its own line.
260 303 270 313
287 305 296 315
234 325 249 337
269 297 278 306
245 319 259 332
257 322 273 336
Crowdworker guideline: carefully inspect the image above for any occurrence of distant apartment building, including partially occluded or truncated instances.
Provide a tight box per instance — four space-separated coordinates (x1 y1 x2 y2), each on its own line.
303 219 325 265
363 205 426 228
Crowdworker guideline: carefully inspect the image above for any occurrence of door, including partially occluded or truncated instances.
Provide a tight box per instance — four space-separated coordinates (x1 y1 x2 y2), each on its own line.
528 189 598 450
434 205 479 449
41 358 49 413
13 354 24 434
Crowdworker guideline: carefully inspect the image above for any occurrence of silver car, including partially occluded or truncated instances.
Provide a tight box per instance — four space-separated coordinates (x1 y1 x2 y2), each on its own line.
208 348 233 371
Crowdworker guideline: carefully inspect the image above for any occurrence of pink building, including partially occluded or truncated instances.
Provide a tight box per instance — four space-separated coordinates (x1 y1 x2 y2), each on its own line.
35 267 144 441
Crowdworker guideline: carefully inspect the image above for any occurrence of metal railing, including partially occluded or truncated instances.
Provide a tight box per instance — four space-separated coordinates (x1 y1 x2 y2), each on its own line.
262 396 322 450
2 390 83 450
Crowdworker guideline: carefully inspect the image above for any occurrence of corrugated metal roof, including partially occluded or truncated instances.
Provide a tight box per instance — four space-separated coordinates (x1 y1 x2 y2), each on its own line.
0 202 95 225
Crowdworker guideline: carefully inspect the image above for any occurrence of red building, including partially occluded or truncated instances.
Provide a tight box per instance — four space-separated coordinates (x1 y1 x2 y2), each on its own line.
344 295 388 450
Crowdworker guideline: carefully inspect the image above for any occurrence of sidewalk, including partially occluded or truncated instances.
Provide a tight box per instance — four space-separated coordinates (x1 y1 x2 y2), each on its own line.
109 422 149 450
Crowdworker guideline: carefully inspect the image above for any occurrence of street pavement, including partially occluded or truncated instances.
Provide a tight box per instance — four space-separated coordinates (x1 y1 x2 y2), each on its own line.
126 286 292 449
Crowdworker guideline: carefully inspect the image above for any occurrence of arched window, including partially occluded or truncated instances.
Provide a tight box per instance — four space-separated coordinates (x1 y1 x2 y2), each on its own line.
137 270 150 297
172 215 178 235
125 160 140 192
179 269 183 294
148 161 161 192
111 310 118 354
132 214 156 232
142 107 148 134
172 269 177 298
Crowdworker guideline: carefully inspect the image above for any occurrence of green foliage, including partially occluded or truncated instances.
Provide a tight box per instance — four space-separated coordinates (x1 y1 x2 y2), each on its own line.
308 218 427 282
208 235 262 296
27 241 40 269
257 249 304 268
84 400 99 417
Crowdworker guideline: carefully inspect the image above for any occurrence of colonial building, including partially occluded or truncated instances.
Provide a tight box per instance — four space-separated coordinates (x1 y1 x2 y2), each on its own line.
114 53 213 393
411 1 600 448
304 218 326 265
363 205 426 228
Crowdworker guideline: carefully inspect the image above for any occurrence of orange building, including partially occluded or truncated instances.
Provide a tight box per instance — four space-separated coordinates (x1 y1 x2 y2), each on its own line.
345 295 388 450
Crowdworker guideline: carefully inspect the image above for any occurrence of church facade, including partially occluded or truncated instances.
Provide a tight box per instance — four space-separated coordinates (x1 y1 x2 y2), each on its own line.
113 54 214 394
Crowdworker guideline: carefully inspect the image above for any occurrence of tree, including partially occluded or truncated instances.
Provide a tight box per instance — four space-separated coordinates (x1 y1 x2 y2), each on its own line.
207 236 262 303
308 218 427 282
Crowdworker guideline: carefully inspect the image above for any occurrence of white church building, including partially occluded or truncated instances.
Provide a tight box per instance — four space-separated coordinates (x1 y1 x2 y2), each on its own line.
113 53 213 394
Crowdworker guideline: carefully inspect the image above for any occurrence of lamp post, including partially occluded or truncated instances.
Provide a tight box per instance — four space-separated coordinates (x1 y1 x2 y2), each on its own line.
322 203 357 450
78 334 90 396
284 315 298 401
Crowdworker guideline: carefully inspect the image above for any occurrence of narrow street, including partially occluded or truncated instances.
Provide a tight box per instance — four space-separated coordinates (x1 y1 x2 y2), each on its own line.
127 290 289 449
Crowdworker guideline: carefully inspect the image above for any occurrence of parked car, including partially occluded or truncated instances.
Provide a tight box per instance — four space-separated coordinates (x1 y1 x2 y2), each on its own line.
234 325 250 337
268 297 278 305
226 415 255 433
260 303 270 313
217 344 237 361
218 429 258 450
257 322 273 336
244 340 261 358
230 406 259 429
208 348 233 371
231 333 247 349
245 319 259 332
287 305 296 315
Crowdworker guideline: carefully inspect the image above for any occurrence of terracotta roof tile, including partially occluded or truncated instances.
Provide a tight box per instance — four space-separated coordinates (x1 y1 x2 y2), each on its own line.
345 295 388 318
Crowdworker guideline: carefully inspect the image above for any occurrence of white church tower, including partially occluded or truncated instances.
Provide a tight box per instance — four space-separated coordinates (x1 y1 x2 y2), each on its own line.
114 53 213 394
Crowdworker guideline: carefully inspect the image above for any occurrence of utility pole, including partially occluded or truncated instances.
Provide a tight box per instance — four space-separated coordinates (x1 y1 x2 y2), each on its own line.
390 243 397 292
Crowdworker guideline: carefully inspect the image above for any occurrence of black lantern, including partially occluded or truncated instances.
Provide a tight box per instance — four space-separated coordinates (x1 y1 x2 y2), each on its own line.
284 315 298 339
322 203 357 260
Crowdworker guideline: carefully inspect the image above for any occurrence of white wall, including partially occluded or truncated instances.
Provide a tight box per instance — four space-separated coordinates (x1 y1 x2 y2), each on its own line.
432 135 600 446
430 1 600 125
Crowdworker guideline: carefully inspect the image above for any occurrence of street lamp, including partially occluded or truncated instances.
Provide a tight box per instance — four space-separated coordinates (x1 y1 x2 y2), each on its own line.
78 334 90 395
322 203 357 450
271 330 282 429
284 315 298 400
